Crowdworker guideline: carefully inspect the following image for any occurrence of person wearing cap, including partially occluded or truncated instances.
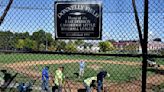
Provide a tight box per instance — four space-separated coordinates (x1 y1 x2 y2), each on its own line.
83 76 97 92
97 71 110 92
52 65 65 92
41 66 50 92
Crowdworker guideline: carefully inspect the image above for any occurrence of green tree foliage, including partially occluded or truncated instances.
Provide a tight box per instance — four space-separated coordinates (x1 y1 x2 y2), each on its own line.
74 40 84 46
123 43 139 51
98 41 115 52
54 40 66 51
24 38 37 51
0 30 54 51
39 43 45 51
45 33 53 46
65 41 77 52
31 30 53 51
0 31 14 50
15 39 25 49
32 30 46 50
15 32 30 39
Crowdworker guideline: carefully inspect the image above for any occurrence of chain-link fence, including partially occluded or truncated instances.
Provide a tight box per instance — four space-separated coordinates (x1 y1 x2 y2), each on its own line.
0 0 163 92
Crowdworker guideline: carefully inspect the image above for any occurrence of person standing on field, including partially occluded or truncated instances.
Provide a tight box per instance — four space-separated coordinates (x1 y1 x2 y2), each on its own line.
52 66 65 92
41 66 50 92
79 60 85 78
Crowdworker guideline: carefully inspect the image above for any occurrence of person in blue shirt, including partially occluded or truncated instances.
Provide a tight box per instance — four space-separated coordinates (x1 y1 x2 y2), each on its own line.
41 66 50 92
79 60 85 78
97 71 110 92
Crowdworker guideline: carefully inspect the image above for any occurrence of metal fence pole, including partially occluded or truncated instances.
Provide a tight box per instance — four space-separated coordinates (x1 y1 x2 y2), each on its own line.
142 0 149 92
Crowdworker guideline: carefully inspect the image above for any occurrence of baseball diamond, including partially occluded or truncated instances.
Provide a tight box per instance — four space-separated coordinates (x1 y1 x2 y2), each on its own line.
0 0 164 92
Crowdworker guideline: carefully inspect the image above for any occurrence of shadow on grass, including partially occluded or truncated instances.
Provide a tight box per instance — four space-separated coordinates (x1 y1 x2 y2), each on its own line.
147 68 164 75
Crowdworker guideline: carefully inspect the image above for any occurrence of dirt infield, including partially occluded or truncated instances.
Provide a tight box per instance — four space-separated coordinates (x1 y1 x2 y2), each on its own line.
2 60 164 92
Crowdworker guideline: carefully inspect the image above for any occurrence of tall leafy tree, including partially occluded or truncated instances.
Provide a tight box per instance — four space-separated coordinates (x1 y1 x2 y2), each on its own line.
54 40 66 51
32 30 46 50
0 31 14 50
45 33 53 46
24 38 37 51
15 39 25 50
98 41 115 52
65 41 77 52
31 30 54 51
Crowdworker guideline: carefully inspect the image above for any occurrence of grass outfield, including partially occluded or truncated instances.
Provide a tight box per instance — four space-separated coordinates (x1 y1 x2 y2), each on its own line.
0 53 141 63
31 62 145 83
152 83 164 92
0 53 163 64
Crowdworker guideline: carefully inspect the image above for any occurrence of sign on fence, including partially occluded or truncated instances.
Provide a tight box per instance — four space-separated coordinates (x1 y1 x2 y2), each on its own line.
55 1 102 39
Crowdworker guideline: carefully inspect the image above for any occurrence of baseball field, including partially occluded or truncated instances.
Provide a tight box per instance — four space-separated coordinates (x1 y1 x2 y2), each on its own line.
0 53 164 92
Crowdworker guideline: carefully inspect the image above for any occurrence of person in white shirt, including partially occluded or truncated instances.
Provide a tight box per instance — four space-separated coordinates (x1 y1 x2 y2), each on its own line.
79 60 85 78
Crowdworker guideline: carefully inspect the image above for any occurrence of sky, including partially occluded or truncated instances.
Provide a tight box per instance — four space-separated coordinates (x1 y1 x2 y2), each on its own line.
0 0 164 42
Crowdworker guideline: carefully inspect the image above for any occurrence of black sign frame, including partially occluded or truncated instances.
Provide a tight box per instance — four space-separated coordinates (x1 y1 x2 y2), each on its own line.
55 1 102 40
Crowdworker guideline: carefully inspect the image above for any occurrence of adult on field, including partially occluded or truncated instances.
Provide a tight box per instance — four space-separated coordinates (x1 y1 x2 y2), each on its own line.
79 60 85 78
52 66 65 92
83 76 97 92
41 66 50 92
97 71 110 92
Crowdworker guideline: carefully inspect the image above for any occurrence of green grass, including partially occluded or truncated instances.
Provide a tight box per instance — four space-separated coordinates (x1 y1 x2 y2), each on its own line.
152 83 164 92
31 62 142 83
0 53 162 83
0 53 142 64
1 53 163 65
155 58 164 65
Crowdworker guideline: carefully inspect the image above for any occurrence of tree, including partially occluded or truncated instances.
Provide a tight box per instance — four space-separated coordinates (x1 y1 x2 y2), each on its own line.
48 45 56 51
0 0 14 25
65 41 77 52
98 41 115 52
32 30 46 50
45 33 53 46
74 40 85 46
123 43 139 52
31 30 54 51
108 39 116 43
15 32 30 39
83 42 89 49
54 40 66 51
39 43 45 51
0 31 14 50
24 38 37 51
15 39 25 50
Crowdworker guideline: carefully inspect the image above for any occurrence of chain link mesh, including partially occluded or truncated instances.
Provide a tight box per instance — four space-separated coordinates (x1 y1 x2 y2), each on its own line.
0 0 163 92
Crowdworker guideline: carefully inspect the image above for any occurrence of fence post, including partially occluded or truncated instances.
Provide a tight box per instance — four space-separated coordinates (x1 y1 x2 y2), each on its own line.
142 0 149 92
